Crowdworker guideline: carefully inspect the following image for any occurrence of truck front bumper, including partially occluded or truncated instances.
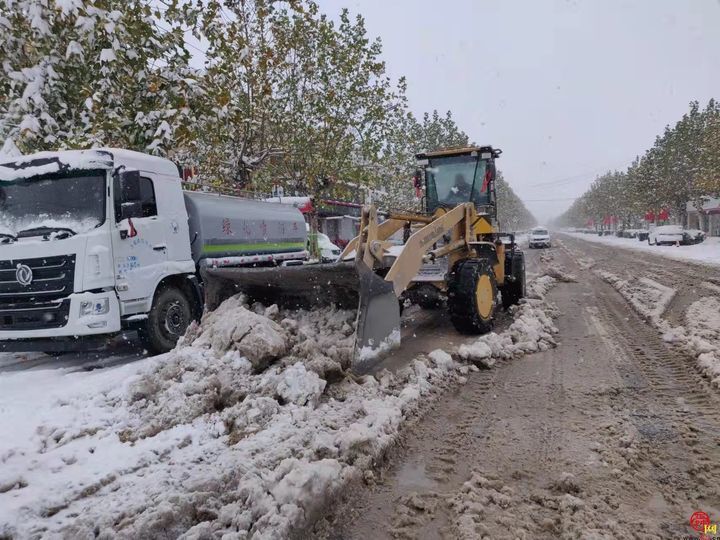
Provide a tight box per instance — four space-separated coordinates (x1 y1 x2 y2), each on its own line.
0 292 121 349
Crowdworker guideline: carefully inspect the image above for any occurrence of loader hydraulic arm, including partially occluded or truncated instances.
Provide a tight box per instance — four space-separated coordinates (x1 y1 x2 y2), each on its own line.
354 203 477 295
348 202 483 366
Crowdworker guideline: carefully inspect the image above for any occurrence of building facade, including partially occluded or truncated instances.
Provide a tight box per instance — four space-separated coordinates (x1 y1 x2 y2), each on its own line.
687 198 720 236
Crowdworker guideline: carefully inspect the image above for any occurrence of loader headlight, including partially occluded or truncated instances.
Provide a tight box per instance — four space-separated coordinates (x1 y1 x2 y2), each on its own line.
80 298 110 317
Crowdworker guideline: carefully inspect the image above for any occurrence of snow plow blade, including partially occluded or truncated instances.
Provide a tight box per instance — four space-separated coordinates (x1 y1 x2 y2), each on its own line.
202 262 359 310
353 259 401 373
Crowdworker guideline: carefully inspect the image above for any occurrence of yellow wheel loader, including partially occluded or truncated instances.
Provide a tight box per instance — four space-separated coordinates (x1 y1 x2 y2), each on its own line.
202 146 526 370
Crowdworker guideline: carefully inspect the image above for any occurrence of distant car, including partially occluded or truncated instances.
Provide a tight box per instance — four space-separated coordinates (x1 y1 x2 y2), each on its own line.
619 229 643 238
529 227 551 249
317 232 342 262
683 229 706 245
647 225 685 245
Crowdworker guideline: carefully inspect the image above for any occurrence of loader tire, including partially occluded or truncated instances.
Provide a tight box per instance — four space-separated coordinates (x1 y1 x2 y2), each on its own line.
502 251 526 309
448 259 497 334
139 286 193 355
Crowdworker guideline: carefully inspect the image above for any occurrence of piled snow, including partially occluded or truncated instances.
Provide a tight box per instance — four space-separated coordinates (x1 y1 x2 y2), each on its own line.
185 295 292 369
527 275 557 299
662 297 720 386
275 363 326 406
595 270 676 322
566 232 720 268
0 300 465 539
595 268 720 389
545 264 577 283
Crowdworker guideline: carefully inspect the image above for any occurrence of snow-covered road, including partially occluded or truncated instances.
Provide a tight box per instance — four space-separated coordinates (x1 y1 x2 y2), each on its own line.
319 243 720 539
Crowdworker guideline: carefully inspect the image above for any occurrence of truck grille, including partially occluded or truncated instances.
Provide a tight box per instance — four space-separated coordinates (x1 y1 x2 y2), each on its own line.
0 255 76 330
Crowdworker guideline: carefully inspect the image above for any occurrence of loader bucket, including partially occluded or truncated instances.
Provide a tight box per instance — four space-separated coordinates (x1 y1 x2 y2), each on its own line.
353 258 401 372
201 262 359 311
201 259 401 371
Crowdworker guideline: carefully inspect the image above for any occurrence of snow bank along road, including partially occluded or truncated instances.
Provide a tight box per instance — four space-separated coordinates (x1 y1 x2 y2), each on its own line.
315 242 720 539
565 230 720 267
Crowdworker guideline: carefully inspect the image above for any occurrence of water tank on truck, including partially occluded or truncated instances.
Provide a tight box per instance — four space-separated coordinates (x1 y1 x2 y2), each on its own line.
183 191 308 268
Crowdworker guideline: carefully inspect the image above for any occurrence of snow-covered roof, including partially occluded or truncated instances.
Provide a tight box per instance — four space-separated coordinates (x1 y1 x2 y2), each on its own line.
0 148 179 182
0 149 113 182
97 148 180 178
687 197 720 212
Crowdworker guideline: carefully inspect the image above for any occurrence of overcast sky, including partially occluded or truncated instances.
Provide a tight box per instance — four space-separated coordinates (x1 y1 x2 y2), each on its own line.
316 0 720 222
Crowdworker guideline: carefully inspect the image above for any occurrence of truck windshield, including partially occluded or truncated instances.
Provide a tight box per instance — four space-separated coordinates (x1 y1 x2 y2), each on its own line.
425 155 490 210
0 171 107 236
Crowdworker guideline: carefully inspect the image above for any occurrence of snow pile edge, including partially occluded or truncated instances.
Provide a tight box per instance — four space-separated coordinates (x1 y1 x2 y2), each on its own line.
594 268 720 388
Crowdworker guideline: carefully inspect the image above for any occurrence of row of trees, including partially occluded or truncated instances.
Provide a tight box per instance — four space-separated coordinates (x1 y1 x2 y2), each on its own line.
558 100 720 228
496 172 536 232
0 0 534 228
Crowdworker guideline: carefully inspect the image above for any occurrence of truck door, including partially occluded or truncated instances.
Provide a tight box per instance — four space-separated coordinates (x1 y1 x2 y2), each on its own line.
112 173 169 309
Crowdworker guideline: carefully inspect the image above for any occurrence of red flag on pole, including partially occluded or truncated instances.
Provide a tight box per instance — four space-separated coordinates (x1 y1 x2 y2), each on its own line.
480 169 492 193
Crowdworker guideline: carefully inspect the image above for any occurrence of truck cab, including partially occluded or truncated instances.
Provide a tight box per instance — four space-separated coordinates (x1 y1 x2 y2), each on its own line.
0 149 198 354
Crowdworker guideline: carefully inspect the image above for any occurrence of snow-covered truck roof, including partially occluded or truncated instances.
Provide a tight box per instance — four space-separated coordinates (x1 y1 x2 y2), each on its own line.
0 148 179 182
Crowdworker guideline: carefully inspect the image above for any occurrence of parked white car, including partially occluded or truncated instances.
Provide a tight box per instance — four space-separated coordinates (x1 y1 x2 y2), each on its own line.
647 225 684 245
317 232 342 262
529 227 551 249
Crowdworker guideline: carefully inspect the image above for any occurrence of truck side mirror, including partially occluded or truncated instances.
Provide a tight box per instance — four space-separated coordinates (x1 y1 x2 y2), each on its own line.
115 170 142 222
120 170 141 202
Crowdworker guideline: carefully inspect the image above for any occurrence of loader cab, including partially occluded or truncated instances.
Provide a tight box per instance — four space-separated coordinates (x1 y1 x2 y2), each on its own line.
416 146 501 216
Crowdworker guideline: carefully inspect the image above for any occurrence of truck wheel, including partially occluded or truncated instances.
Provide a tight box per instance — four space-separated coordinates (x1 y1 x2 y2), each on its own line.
448 259 497 334
502 251 526 309
139 286 193 354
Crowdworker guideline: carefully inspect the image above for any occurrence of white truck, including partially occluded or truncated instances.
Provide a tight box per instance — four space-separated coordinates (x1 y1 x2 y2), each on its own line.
0 148 307 354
